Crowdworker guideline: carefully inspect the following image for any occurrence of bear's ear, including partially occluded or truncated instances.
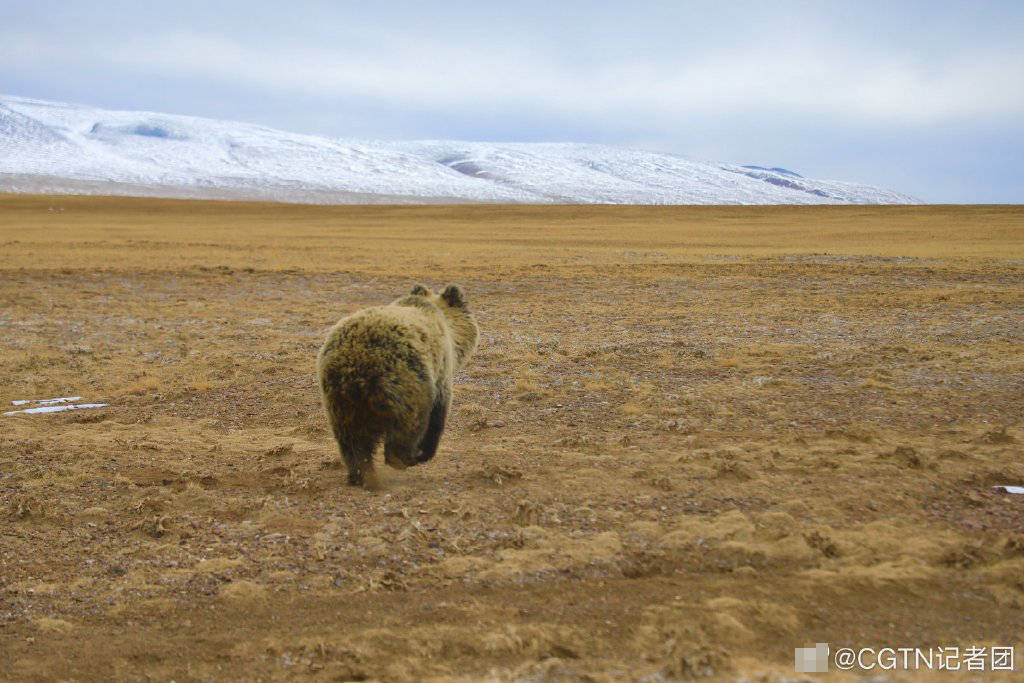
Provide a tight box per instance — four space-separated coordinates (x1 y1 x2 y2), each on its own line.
410 284 430 296
441 284 466 308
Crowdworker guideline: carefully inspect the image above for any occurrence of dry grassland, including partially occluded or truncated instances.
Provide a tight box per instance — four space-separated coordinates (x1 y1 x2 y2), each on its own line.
1 195 1023 680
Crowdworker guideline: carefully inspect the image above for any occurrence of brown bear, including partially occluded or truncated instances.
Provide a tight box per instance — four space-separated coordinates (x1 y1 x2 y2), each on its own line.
317 284 479 488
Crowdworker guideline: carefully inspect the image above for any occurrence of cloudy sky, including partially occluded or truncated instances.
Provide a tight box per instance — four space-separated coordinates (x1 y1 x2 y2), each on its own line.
2 1 1022 202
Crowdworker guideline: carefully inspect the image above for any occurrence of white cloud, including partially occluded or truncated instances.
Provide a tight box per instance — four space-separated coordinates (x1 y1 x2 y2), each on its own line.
4 26 1021 129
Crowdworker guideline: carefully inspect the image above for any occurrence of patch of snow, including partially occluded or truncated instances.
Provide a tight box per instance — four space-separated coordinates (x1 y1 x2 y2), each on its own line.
12 396 82 406
993 485 1024 495
4 403 108 416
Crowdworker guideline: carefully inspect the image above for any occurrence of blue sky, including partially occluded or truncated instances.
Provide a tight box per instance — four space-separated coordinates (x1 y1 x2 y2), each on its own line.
2 1 1022 202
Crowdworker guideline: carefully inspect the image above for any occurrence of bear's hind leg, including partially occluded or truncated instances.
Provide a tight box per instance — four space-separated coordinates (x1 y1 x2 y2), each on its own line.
416 397 448 463
384 431 421 470
338 432 376 487
384 396 432 469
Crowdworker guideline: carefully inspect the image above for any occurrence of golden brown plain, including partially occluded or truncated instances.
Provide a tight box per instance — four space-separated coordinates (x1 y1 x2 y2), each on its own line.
1 195 1023 680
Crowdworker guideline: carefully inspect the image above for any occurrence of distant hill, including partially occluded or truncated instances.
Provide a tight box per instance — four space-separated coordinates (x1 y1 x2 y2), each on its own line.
0 95 917 204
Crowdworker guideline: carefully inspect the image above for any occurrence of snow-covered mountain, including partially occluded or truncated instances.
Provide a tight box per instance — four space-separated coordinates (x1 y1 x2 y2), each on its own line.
0 95 916 204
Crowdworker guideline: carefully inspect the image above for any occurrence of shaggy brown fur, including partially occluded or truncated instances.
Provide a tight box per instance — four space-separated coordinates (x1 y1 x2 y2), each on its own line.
317 284 479 488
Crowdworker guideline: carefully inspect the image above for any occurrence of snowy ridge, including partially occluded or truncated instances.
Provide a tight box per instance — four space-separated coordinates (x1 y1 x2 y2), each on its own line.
0 95 916 204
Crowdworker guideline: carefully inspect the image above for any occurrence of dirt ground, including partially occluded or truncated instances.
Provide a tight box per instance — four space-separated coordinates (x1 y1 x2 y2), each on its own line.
1 196 1023 681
